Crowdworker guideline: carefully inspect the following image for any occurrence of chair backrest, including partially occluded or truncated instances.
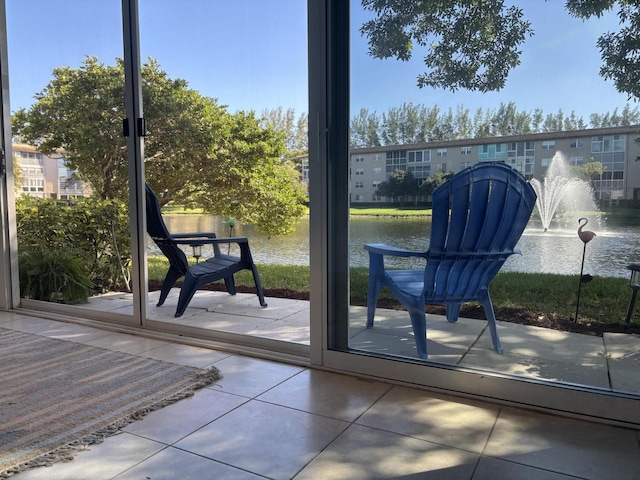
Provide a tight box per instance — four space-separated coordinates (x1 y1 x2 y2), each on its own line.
425 162 537 302
145 183 189 275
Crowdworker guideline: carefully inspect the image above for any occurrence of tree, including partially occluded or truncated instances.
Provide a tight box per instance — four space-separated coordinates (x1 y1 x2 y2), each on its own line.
362 1 640 102
574 161 603 182
420 171 454 199
12 57 307 235
360 0 533 92
375 169 420 204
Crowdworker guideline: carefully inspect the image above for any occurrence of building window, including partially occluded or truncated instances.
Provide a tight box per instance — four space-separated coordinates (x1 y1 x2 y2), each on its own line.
372 180 381 188
354 156 365 162
591 134 625 153
408 150 430 163
353 194 364 201
541 158 552 167
460 146 472 155
478 143 507 160
569 156 584 166
460 162 471 170
355 181 364 188
436 148 447 157
373 167 382 175
541 140 555 150
355 168 364 175
570 139 585 148
435 163 447 173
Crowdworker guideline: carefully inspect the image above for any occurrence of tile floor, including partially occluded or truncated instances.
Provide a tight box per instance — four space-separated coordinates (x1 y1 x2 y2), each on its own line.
88 289 640 393
1 310 640 479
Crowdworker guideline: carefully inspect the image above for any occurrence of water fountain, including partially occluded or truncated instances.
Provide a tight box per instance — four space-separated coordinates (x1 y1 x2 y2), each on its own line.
529 153 599 231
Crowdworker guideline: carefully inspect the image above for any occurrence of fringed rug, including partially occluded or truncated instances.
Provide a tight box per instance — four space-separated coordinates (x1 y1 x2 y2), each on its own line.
0 326 222 477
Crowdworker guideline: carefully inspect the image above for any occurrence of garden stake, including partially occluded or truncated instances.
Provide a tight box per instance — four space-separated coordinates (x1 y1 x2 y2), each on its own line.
575 217 596 322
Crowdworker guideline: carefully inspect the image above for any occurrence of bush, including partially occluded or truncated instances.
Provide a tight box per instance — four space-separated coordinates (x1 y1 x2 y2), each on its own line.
16 196 131 296
19 248 92 303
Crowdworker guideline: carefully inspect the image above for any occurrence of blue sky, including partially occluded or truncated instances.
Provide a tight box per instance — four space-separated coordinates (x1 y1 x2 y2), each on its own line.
6 1 634 123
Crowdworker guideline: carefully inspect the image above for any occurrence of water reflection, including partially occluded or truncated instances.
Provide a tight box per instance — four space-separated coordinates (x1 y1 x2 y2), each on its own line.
160 215 640 278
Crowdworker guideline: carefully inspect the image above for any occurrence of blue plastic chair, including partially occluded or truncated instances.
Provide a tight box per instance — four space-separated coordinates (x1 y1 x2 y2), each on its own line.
364 162 537 359
146 183 267 317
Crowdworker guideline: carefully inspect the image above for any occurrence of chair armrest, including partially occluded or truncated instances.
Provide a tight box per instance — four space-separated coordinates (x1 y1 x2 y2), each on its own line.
364 243 427 258
171 235 249 246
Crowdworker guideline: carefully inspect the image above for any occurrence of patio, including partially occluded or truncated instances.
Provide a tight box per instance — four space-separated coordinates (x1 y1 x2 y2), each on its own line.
86 289 640 395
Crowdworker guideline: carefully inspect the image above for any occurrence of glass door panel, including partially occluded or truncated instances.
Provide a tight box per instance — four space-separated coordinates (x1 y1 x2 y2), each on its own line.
138 1 309 351
343 0 640 419
6 1 137 324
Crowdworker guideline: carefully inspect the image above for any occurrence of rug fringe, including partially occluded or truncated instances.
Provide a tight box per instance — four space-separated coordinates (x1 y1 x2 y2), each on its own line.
0 366 222 478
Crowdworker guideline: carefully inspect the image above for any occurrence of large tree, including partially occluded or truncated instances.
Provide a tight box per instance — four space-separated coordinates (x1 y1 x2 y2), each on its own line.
362 1 640 101
12 57 306 235
360 0 533 92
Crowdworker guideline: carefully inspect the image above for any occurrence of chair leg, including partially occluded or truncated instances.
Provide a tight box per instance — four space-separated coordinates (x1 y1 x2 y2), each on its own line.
481 295 503 354
175 274 199 317
224 276 237 295
158 267 182 307
407 304 428 359
367 253 385 328
249 263 268 307
446 303 462 323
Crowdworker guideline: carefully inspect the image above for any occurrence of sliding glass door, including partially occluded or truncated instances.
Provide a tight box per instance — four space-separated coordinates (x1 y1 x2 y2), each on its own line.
310 0 640 426
5 0 142 326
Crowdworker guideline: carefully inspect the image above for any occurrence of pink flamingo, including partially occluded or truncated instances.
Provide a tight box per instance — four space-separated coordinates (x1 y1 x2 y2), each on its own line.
578 217 596 244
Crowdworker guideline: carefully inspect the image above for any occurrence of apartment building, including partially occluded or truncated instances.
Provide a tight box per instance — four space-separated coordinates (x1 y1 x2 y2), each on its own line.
349 125 640 203
12 143 90 199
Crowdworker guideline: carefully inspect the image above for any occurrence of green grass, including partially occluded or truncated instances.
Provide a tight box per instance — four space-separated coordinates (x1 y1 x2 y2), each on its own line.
350 206 432 216
147 256 638 327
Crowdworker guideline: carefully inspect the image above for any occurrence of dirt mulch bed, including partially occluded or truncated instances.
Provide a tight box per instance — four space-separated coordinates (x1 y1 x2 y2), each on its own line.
149 280 640 337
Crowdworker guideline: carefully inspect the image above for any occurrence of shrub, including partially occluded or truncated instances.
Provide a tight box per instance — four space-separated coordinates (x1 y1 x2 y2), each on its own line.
15 196 131 296
19 248 92 303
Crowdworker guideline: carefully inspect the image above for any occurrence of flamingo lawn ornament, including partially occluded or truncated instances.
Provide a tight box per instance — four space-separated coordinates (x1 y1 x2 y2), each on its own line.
575 218 596 322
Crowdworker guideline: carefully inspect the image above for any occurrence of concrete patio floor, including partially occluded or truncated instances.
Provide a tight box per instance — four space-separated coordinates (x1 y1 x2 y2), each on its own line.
86 289 640 395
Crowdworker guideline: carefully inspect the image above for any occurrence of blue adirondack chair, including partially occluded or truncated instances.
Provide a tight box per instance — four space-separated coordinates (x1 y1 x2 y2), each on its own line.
145 183 267 317
364 162 537 359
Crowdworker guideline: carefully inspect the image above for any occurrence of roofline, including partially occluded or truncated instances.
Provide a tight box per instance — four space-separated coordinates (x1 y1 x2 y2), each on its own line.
350 124 640 154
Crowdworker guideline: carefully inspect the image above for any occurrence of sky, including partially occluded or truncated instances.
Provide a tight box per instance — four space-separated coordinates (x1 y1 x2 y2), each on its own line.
5 0 635 124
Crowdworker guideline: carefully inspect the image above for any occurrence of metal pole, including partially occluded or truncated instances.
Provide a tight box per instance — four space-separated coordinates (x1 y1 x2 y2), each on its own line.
575 242 587 322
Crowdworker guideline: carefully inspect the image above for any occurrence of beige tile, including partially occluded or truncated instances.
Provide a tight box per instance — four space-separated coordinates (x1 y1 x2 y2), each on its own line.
123 389 248 444
212 295 308 319
174 400 348 480
295 424 479 480
461 349 611 388
473 457 578 479
257 369 390 421
141 342 230 367
34 323 114 344
85 332 171 355
13 432 164 480
485 407 640 479
113 447 263 479
1 316 69 333
211 355 305 397
356 386 499 454
475 321 606 363
350 328 468 363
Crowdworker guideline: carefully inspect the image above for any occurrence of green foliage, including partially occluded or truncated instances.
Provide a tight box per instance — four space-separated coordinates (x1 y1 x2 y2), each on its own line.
375 170 420 204
16 196 131 294
19 248 91 304
350 102 640 147
574 161 604 182
361 0 533 92
567 1 640 100
420 171 454 198
12 56 307 236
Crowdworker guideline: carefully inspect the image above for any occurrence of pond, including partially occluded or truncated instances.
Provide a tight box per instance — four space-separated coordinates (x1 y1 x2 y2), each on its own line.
159 214 640 278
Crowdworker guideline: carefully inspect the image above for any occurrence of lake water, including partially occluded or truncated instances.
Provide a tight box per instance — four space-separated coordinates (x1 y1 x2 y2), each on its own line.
159 214 640 279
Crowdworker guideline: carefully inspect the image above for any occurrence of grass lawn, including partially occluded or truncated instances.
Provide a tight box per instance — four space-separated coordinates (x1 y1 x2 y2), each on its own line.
147 257 639 330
